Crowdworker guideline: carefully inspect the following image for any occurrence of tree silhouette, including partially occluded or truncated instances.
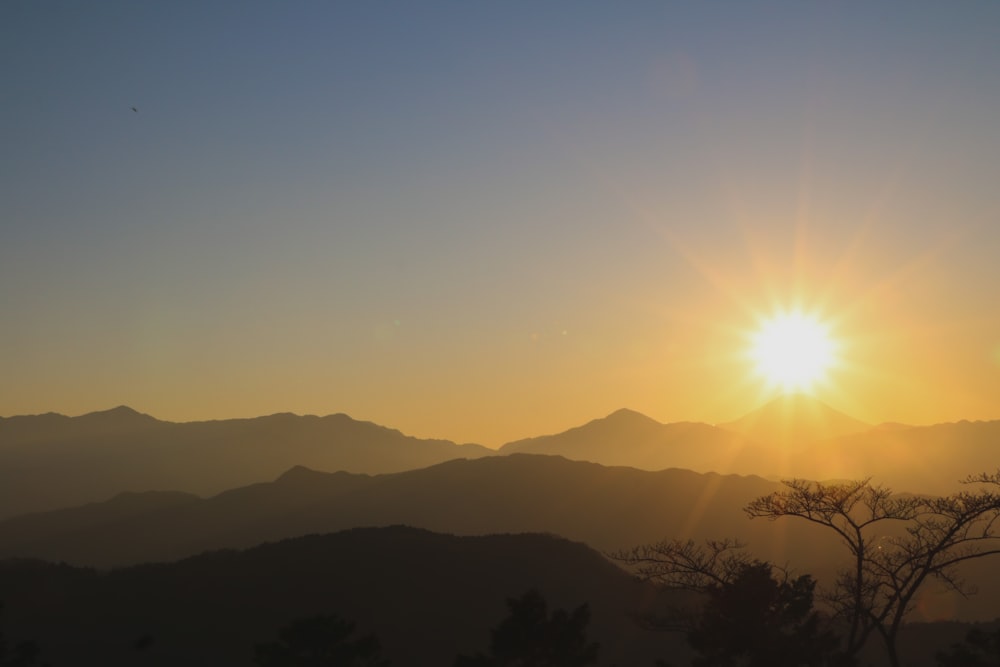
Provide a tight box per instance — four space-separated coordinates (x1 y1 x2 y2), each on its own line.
254 613 389 667
745 472 1000 667
0 604 43 667
936 626 1000 667
454 589 599 667
613 537 758 633
686 562 845 667
613 543 848 666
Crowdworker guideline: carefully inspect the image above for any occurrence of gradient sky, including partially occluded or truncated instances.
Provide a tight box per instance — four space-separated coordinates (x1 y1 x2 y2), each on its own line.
3 2 1000 446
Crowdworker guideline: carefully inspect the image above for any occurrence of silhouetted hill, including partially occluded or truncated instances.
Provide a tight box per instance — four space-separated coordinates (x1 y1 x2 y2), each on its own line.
4 448 999 631
0 526 684 667
10 452 998 621
718 394 870 446
0 407 492 519
0 454 797 569
0 491 200 552
11 454 950 622
0 406 160 445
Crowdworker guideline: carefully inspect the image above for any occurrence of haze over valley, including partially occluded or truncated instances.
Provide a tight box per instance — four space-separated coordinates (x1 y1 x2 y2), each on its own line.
3 397 996 521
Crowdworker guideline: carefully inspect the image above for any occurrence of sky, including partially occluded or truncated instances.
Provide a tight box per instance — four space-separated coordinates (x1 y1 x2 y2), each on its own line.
2 2 1000 446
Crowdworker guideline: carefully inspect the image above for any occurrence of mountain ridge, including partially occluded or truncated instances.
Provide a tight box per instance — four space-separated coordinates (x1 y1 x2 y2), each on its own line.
3 402 999 520
0 408 492 519
3 452 999 625
7 401 999 442
0 454 789 568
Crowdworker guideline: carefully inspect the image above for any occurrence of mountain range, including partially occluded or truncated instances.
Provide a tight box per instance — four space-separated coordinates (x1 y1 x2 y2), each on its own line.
499 397 999 494
2 397 998 521
0 406 491 519
3 399 1000 666
3 451 999 623
0 454 791 567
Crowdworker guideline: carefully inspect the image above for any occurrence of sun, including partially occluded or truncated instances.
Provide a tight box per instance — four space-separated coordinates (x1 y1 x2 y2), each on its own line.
750 311 837 392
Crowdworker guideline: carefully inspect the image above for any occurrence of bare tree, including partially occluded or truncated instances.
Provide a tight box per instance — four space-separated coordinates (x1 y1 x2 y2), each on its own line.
614 542 849 666
744 478 923 656
612 539 753 632
745 471 1000 667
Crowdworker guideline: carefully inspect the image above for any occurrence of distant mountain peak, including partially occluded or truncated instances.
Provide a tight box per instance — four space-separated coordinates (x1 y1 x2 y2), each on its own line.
764 394 863 421
567 408 663 433
97 405 144 417
69 405 160 425
548 408 663 439
497 408 738 469
276 465 326 483
77 405 147 418
720 394 868 444
605 407 659 422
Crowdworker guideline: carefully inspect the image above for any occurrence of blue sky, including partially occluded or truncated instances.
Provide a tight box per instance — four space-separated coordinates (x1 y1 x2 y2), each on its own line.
3 2 1000 444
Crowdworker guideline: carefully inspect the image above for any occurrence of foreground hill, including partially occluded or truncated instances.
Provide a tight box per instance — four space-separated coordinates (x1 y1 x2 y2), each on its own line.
0 406 492 519
0 526 983 667
0 526 682 667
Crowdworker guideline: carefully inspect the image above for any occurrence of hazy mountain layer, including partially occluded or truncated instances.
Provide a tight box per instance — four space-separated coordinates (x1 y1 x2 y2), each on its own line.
3 451 996 622
0 454 794 568
0 406 491 519
500 408 766 472
0 526 683 667
3 400 997 522
718 394 871 444
501 398 1000 494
